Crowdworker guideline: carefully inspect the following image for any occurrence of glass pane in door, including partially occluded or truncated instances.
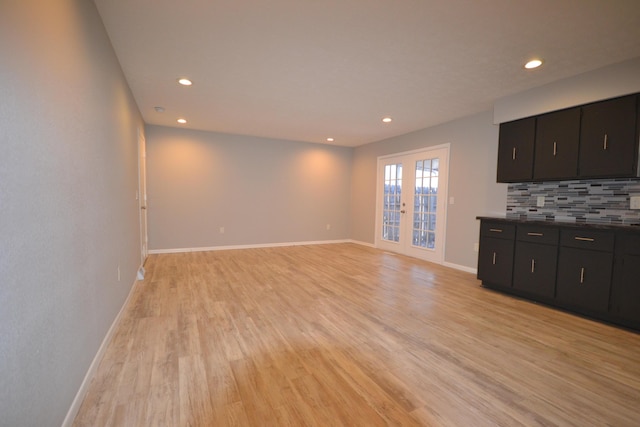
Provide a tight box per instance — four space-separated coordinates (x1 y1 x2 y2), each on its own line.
412 157 439 249
382 163 402 242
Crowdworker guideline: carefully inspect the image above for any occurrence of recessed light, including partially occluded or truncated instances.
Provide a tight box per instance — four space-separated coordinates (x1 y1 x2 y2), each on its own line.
524 59 543 69
382 117 393 123
177 78 193 86
327 137 334 142
177 118 187 124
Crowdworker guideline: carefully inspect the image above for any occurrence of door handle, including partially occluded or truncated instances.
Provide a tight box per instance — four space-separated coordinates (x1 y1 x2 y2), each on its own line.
400 210 406 214
141 206 147 210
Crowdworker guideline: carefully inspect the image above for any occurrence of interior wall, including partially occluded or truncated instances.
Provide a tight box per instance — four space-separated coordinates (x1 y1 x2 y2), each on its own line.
494 57 640 124
350 111 507 270
145 125 352 251
0 1 143 425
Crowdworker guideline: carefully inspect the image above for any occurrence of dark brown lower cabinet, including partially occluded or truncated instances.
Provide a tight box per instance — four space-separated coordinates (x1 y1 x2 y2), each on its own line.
610 234 640 325
513 242 558 299
477 237 514 287
477 217 640 331
556 247 613 313
477 221 515 287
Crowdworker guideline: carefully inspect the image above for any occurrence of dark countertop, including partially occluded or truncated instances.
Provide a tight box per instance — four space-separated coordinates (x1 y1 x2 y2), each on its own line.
476 216 640 232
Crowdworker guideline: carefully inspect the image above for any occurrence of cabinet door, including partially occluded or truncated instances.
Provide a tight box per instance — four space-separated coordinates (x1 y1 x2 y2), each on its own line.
513 242 557 298
497 117 535 182
477 237 514 287
610 253 640 324
579 94 638 178
610 234 640 324
533 107 581 180
556 247 612 313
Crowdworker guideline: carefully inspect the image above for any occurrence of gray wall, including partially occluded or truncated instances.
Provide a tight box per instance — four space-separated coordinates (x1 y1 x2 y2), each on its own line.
350 111 507 269
145 125 352 250
0 1 143 425
494 57 640 124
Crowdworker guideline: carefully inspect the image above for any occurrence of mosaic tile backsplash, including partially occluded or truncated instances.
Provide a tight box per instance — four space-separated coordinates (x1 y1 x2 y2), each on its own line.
506 178 640 225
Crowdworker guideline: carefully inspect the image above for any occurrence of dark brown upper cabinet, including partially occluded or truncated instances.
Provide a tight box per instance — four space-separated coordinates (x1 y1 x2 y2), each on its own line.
496 117 535 182
579 94 639 178
497 93 640 183
533 107 581 181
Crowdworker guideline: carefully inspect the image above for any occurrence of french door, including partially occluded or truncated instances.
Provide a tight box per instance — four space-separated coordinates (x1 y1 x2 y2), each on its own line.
375 145 449 264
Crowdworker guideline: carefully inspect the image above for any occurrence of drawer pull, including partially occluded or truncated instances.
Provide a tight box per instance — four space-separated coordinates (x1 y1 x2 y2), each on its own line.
512 147 517 160
603 133 608 150
531 259 536 273
527 232 543 237
580 267 585 284
553 141 557 156
489 228 503 233
492 252 497 265
574 236 595 242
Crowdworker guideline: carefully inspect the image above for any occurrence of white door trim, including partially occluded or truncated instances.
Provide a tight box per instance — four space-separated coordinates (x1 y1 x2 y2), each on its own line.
375 143 450 264
137 127 148 279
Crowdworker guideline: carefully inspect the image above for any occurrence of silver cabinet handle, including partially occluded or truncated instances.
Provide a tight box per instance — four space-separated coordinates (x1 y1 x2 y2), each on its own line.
580 267 585 284
527 232 543 236
574 236 595 242
512 147 517 160
492 252 497 265
603 133 608 150
531 259 535 273
553 141 557 156
489 228 503 233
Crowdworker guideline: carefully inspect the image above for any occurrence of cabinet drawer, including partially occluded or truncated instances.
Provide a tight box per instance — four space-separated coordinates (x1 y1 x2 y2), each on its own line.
516 225 559 245
560 229 614 252
480 222 515 240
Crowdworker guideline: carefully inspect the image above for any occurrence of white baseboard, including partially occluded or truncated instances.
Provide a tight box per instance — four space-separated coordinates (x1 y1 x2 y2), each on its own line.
148 239 352 254
61 277 139 427
347 239 375 248
443 261 477 274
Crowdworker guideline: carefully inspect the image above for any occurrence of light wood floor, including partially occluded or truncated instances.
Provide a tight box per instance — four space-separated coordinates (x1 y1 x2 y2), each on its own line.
73 243 640 426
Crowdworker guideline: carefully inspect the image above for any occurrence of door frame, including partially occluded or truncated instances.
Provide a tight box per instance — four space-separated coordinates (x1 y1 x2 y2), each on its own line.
374 143 450 264
137 127 148 279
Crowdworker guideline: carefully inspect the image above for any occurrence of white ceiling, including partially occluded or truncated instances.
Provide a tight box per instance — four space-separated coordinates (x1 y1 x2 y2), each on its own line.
94 0 640 147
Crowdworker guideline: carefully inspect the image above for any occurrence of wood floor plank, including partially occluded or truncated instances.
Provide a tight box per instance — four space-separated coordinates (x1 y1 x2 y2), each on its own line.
73 243 640 426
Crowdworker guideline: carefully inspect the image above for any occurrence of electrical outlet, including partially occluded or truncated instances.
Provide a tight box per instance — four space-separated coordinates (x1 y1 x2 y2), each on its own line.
473 243 479 253
536 196 545 208
326 224 331 230
631 195 640 210
219 227 225 234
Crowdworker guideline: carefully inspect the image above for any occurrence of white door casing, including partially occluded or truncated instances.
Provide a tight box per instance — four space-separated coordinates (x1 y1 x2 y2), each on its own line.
137 127 148 276
375 144 449 264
